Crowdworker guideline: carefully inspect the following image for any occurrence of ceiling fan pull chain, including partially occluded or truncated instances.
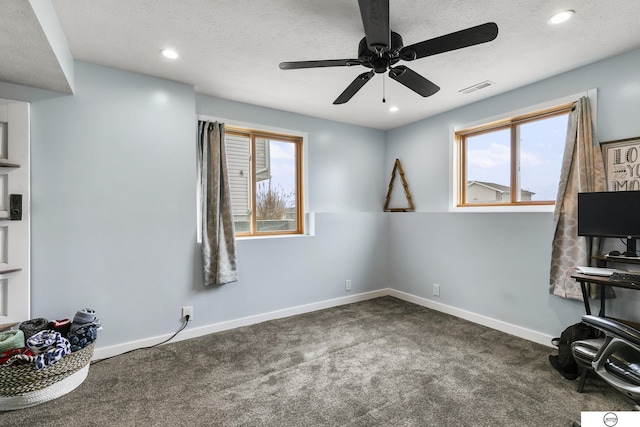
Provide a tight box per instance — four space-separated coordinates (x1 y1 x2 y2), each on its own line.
382 75 386 103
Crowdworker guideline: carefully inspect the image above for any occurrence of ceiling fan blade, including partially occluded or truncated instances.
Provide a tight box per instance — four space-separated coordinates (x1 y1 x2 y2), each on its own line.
279 59 362 70
388 66 440 97
358 0 390 53
333 71 375 104
400 22 498 60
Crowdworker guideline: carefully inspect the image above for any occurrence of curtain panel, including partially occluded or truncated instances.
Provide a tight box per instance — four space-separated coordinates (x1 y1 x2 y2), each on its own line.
549 96 606 299
197 121 238 286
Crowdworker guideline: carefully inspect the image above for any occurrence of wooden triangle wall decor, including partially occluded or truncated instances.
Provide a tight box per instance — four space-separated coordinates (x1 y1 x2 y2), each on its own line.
384 159 415 212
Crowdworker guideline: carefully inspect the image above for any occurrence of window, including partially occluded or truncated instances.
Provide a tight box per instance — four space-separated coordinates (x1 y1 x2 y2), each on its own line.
225 126 303 236
455 103 572 207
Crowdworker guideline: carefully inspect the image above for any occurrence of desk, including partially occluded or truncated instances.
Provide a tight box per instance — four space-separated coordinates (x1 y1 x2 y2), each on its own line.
571 272 640 317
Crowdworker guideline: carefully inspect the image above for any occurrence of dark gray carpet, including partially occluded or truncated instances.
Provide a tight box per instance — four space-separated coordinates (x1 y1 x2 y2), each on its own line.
0 297 634 426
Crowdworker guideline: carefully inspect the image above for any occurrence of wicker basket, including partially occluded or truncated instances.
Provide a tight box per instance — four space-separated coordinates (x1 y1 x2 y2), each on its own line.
0 343 94 411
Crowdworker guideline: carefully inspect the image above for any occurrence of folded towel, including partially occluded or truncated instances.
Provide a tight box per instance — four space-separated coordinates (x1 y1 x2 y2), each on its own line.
18 318 50 340
71 308 100 332
72 308 96 325
0 329 25 353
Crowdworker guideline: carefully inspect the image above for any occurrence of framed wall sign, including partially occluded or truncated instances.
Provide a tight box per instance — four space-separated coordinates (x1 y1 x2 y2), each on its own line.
601 136 640 191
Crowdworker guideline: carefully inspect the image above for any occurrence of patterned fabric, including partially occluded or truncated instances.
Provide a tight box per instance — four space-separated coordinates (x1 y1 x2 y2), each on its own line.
68 324 99 352
549 97 606 299
197 121 238 286
26 330 71 369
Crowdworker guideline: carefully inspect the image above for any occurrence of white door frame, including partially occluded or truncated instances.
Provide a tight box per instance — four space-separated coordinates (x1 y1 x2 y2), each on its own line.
0 98 30 327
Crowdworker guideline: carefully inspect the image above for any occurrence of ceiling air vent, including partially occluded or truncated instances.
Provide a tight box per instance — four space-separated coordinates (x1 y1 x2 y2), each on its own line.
459 80 494 94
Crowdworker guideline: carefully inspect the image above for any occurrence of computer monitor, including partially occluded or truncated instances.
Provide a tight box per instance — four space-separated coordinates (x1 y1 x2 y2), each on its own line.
577 190 640 255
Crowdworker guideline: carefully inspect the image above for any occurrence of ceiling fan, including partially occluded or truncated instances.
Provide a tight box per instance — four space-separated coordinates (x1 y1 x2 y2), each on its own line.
279 0 498 105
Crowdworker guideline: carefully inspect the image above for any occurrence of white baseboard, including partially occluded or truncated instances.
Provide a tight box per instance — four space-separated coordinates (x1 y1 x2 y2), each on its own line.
93 289 388 360
93 288 554 360
387 289 555 348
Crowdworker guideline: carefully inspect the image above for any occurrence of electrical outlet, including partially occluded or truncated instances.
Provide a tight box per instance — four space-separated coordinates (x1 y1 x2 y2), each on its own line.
182 306 193 321
433 284 440 297
345 279 352 291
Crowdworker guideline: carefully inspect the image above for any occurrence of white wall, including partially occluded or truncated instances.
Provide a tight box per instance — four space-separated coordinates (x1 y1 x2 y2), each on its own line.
385 47 640 336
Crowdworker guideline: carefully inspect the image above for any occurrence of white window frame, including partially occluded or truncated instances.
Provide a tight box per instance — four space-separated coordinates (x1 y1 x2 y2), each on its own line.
449 90 597 213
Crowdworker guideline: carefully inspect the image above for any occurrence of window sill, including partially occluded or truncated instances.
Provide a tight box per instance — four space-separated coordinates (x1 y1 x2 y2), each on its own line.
235 212 315 239
450 204 555 213
236 233 313 241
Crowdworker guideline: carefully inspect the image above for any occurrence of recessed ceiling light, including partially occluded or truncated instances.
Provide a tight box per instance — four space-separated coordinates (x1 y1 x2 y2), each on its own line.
388 106 399 112
548 10 574 25
161 49 179 59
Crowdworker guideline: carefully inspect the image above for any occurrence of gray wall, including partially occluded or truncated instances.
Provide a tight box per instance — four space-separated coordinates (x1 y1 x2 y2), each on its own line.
9 61 388 349
386 47 640 335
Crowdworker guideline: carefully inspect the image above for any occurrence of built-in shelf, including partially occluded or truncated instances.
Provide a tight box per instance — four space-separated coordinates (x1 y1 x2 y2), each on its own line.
594 255 640 266
0 322 19 331
0 161 20 168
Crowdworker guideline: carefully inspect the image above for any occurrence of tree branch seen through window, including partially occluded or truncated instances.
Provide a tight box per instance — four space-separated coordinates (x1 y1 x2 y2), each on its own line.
256 180 294 221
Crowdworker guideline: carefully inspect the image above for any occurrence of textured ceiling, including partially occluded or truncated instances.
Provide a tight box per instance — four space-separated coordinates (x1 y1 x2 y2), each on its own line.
4 1 640 130
0 0 72 93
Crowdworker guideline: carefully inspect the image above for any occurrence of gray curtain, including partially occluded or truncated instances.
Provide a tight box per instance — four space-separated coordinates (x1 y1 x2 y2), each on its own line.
549 97 606 299
197 121 238 286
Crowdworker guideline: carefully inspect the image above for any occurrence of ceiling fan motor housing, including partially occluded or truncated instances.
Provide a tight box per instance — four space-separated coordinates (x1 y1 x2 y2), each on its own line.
358 31 403 73
278 0 498 105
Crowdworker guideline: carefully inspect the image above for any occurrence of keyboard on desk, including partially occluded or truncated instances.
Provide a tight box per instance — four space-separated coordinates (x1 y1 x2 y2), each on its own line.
609 271 640 285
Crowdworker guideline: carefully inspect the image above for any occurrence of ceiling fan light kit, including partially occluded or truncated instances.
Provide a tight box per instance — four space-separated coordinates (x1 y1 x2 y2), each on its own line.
279 0 498 105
